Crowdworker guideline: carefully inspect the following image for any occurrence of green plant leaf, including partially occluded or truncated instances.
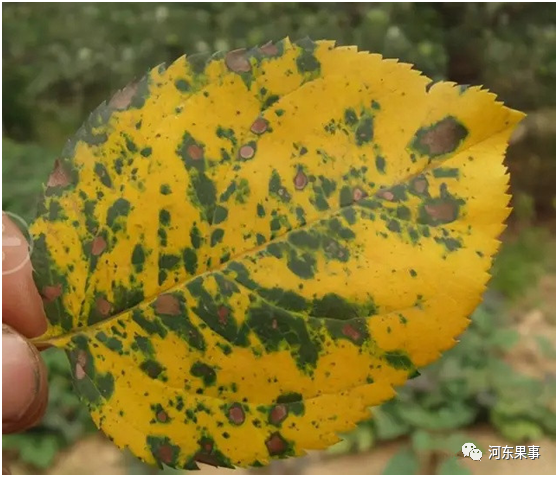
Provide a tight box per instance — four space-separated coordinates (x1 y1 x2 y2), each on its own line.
3 434 61 469
398 401 477 431
491 412 545 443
373 404 412 441
383 447 420 475
437 456 472 475
434 433 481 455
355 424 376 453
411 429 434 452
326 436 354 456
489 328 520 351
535 335 556 359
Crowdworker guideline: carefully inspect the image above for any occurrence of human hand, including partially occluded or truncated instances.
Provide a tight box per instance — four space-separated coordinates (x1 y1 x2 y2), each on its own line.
2 213 49 474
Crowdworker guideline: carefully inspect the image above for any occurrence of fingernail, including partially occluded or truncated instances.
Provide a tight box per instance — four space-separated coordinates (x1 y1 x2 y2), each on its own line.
2 325 42 423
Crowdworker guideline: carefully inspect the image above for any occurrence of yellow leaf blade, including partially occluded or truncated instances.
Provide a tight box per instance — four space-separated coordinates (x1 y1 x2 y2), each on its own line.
30 39 524 468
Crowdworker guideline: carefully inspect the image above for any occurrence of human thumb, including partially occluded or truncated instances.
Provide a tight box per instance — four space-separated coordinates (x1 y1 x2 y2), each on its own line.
2 324 48 434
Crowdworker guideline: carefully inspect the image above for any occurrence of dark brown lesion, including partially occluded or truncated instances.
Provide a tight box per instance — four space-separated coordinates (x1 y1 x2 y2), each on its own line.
377 189 395 201
91 236 107 256
411 116 469 158
239 143 256 160
293 170 308 190
259 41 279 57
411 176 429 196
325 318 370 346
424 202 457 222
225 49 252 73
95 297 112 316
187 144 204 161
75 350 87 380
352 187 367 201
265 432 291 456
41 284 63 302
342 323 362 342
147 436 180 467
152 402 171 423
418 184 463 226
227 403 245 425
154 294 181 316
178 131 207 173
194 437 234 469
157 445 175 464
195 452 220 467
108 81 140 110
250 117 269 135
217 306 229 325
269 404 288 425
47 159 71 188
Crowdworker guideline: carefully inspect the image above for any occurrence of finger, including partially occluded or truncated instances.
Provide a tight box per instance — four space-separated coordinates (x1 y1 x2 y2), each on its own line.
2 213 47 338
2 325 49 434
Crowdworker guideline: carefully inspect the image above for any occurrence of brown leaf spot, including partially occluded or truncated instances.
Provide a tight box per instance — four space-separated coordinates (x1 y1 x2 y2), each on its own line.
225 49 251 73
270 404 288 425
187 144 204 161
75 350 87 380
266 432 287 456
75 363 86 380
271 318 278 330
155 294 181 316
413 178 428 194
157 411 169 423
228 403 245 425
250 117 268 135
353 188 366 201
325 241 338 254
42 284 62 302
377 189 394 201
108 81 139 110
342 324 361 343
91 236 107 256
47 160 71 188
218 306 229 325
418 117 467 156
260 41 279 57
425 202 457 222
196 452 220 467
157 445 175 465
294 171 308 190
239 144 255 160
96 297 112 316
77 350 87 368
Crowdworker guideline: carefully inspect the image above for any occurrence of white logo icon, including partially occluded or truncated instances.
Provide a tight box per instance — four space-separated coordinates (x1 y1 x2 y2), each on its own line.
470 448 483 461
462 443 482 461
462 443 476 457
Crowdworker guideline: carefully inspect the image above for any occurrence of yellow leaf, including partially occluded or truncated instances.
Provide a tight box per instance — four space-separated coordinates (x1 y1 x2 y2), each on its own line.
30 38 524 469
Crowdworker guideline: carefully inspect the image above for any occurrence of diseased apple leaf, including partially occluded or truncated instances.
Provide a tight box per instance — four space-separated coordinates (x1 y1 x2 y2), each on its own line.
29 38 524 469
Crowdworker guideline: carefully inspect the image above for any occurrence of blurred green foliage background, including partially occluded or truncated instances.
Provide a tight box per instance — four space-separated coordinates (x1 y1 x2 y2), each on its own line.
2 3 556 475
